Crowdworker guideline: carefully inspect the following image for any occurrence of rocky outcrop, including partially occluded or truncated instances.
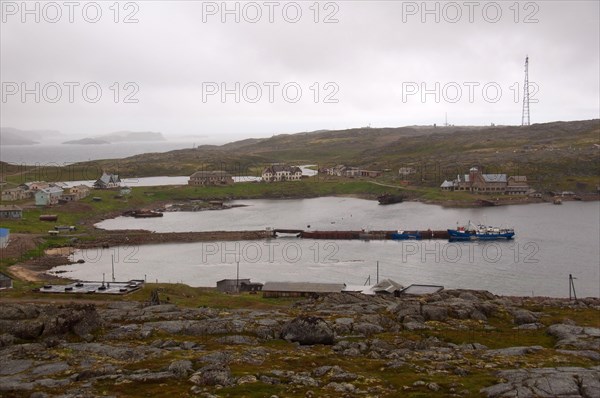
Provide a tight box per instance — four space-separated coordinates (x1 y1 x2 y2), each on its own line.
280 316 335 345
0 291 597 397
481 367 600 398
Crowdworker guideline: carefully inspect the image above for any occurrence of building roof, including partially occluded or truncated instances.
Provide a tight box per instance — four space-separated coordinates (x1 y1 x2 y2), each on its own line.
39 187 64 194
2 187 27 192
481 174 507 183
97 173 120 184
263 165 302 174
440 180 454 188
216 278 251 284
400 284 444 295
0 272 12 281
371 279 404 294
262 281 345 293
191 171 232 178
509 176 528 182
0 205 22 211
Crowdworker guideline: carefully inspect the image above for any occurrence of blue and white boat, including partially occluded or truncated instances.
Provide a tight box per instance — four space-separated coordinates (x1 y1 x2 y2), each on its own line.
390 230 422 240
448 222 514 241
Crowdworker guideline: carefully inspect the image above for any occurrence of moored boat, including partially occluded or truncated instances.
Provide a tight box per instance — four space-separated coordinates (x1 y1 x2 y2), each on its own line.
390 230 421 240
448 222 514 241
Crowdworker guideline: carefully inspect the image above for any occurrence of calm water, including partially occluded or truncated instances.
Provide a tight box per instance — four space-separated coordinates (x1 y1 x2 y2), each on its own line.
1 142 196 165
52 198 600 298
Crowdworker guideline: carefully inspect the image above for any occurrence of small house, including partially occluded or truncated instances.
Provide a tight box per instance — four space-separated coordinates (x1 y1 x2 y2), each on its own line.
216 278 263 293
399 167 416 176
35 187 64 206
0 187 31 201
217 278 250 293
70 184 91 200
0 205 23 219
94 173 121 189
25 181 50 191
189 171 234 186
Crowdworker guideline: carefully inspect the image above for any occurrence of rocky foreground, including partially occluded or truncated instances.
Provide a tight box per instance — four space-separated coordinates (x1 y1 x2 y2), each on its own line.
0 290 599 398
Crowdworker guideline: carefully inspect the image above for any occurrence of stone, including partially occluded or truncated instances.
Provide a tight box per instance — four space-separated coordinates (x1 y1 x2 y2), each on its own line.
237 375 258 384
280 316 335 345
486 346 543 357
168 360 193 378
290 374 319 387
353 322 383 336
0 359 34 376
325 382 355 392
189 364 234 387
513 309 538 325
427 382 441 391
422 305 448 322
217 335 258 345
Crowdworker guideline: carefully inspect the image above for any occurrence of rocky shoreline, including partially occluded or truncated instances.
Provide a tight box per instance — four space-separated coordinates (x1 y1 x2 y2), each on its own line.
1 289 598 397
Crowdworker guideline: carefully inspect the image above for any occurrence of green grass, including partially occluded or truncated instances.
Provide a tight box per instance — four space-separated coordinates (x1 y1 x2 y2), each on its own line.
0 179 401 235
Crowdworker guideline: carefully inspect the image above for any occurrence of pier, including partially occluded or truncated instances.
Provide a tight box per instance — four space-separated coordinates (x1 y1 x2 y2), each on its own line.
272 229 450 240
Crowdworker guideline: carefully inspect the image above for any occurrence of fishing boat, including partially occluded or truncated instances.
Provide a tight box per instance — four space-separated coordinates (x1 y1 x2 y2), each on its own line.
448 222 514 241
390 230 421 240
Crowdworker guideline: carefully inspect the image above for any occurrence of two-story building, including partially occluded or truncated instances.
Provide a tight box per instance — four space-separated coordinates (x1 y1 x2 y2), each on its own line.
0 187 31 201
440 167 530 195
262 165 303 182
35 186 64 206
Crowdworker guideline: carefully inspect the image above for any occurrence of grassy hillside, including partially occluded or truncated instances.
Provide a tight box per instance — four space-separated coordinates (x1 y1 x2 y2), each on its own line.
2 120 599 192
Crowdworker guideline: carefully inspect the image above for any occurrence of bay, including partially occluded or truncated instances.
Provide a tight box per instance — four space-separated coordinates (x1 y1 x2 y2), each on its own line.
52 198 600 298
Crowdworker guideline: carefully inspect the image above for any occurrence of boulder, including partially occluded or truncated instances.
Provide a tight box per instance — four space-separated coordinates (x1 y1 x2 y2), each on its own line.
513 309 538 325
280 316 334 345
169 360 193 378
189 364 234 387
422 305 448 322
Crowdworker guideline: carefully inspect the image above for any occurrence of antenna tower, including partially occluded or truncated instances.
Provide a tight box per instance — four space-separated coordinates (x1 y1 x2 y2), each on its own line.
521 56 530 126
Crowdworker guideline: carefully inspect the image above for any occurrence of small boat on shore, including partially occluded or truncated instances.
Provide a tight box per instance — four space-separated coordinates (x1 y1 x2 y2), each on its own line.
448 222 514 241
377 194 405 205
124 209 164 218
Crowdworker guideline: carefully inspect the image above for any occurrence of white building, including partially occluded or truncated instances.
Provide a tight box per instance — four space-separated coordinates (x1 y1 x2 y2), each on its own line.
262 165 303 182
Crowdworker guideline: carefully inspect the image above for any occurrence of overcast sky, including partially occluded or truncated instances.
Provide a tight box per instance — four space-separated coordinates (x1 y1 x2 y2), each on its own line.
1 0 599 142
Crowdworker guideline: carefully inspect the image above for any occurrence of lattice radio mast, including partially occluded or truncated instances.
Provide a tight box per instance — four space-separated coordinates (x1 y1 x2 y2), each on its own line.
521 56 530 126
